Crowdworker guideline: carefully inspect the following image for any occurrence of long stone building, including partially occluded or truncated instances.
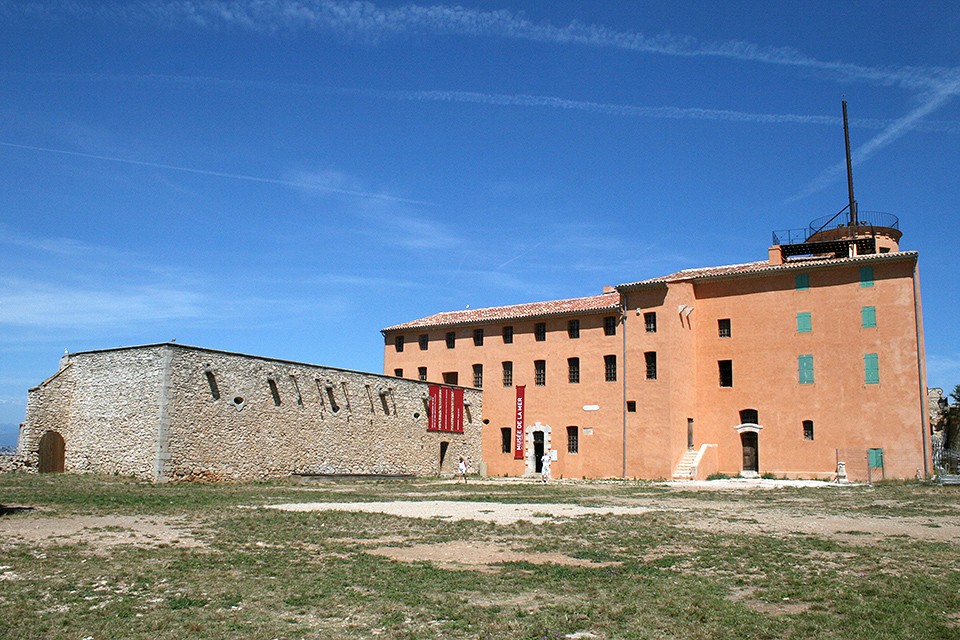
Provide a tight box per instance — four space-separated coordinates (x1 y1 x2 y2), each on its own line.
383 214 930 481
17 343 481 482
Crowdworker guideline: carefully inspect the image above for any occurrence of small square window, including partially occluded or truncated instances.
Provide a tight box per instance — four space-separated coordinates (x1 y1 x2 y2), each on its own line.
626 400 637 412
718 318 731 338
604 354 617 382
604 315 617 336
442 371 459 385
803 420 814 441
445 332 456 349
394 368 403 378
644 312 657 333
568 357 580 384
568 319 580 339
503 326 514 344
535 322 546 342
473 328 484 346
418 366 427 382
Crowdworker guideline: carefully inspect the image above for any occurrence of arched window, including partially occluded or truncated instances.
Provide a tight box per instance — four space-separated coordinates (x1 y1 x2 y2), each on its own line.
739 408 759 425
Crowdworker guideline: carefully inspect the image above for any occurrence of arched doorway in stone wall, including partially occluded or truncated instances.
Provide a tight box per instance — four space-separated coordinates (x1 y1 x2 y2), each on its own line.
38 431 65 473
523 423 552 476
733 411 762 478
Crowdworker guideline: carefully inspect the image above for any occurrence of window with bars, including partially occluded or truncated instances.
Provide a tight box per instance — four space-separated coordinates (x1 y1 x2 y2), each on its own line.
418 366 427 382
568 357 580 384
568 319 580 339
604 315 617 336
644 312 657 333
535 322 546 341
604 354 617 382
535 360 546 386
718 318 731 338
644 351 657 380
502 361 513 387
567 426 579 454
472 363 483 388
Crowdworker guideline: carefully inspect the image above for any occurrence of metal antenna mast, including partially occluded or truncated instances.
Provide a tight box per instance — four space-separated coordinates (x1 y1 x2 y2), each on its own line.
842 100 858 227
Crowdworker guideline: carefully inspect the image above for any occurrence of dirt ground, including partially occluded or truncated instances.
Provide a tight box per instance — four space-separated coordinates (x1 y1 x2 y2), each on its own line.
2 479 957 573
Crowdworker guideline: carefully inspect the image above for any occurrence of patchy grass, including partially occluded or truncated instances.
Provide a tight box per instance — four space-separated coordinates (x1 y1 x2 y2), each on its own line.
1 473 959 639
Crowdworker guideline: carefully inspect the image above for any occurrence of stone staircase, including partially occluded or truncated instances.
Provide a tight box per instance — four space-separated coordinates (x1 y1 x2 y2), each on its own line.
672 449 699 480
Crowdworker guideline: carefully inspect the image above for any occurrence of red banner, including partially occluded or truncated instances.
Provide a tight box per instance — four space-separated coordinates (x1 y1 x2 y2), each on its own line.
427 385 464 433
514 385 525 459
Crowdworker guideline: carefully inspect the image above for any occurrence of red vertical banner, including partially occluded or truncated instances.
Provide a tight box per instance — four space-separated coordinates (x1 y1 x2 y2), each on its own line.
514 385 525 459
427 385 465 433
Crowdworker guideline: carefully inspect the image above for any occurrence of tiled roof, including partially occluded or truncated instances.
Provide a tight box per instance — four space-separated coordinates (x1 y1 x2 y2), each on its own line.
382 292 621 333
617 251 918 289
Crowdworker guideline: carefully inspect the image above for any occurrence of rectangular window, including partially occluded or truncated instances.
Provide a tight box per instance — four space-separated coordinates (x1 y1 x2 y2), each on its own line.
442 371 459 385
644 351 657 380
644 312 657 333
718 360 733 387
567 426 579 454
797 311 812 333
535 322 546 342
864 353 879 384
446 331 456 349
568 357 580 384
795 273 809 290
268 378 281 406
718 318 731 338
862 306 877 328
626 400 637 412
604 315 618 336
394 368 403 378
501 428 512 454
502 326 514 344
535 360 546 386
394 335 404 352
473 328 484 346
472 363 483 388
502 361 513 387
418 366 427 382
803 420 814 441
798 354 814 384
418 334 428 350
604 354 617 382
860 266 875 288
568 319 580 339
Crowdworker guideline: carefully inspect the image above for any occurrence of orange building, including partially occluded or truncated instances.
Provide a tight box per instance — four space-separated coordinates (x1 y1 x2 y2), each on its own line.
383 215 929 481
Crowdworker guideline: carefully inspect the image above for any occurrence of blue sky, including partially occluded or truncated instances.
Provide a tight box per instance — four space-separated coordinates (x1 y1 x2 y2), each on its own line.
1 1 958 444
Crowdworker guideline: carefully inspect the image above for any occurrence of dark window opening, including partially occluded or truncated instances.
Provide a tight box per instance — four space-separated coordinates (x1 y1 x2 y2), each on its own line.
627 400 637 412
604 354 617 382
418 366 427 382
535 322 546 341
502 361 513 387
473 328 484 346
204 371 220 401
739 408 759 425
604 315 617 336
535 360 546 386
501 427 512 454
419 334 429 350
718 318 731 338
568 319 580 339
394 335 404 352
568 357 580 384
442 371 459 385
290 375 303 406
394 368 403 378
503 325 514 344
719 360 733 387
268 379 281 406
644 312 657 333
567 426 579 454
803 420 814 440
472 363 483 388
446 332 456 349
644 351 657 380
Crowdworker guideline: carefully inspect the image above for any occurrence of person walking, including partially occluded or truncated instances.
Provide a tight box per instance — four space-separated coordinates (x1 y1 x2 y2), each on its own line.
457 456 468 483
540 451 552 483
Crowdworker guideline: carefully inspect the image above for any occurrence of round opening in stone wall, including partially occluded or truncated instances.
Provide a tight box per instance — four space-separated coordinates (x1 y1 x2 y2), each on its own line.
233 397 245 411
413 412 421 419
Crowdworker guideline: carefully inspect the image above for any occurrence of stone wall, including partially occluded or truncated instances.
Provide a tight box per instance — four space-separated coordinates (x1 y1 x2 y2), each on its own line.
18 344 482 482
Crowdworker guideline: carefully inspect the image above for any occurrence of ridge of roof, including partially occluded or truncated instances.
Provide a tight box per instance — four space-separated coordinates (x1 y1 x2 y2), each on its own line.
382 292 621 333
617 251 918 289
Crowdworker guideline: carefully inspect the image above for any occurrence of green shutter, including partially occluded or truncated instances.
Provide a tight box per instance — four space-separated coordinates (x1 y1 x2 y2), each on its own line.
861 306 877 328
864 353 879 384
868 448 884 468
795 273 809 290
859 266 874 288
798 354 814 384
797 312 812 333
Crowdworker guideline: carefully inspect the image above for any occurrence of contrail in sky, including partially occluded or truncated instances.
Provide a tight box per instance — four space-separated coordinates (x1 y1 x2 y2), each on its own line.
0 141 433 206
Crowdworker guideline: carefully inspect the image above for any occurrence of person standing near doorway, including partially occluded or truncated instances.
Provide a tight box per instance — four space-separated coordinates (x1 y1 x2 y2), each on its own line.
540 450 552 483
457 456 468 483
